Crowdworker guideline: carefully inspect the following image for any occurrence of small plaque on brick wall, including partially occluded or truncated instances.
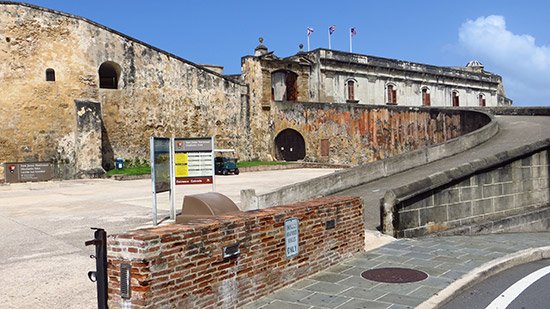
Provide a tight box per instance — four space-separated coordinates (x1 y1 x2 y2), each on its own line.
120 264 131 299
285 218 299 258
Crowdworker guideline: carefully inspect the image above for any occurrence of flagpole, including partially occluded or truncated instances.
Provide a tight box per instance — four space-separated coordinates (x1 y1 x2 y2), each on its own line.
328 27 331 49
350 28 352 52
307 35 310 51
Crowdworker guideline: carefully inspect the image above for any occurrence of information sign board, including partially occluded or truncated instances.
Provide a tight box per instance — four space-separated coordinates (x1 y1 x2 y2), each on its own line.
174 137 214 185
285 218 300 258
151 138 171 193
4 162 53 183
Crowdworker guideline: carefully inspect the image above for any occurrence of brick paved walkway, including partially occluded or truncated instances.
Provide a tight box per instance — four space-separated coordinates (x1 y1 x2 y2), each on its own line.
245 233 550 309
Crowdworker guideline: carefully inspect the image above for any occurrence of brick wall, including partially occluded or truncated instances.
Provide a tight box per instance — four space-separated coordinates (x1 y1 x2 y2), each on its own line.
390 148 549 237
107 196 364 308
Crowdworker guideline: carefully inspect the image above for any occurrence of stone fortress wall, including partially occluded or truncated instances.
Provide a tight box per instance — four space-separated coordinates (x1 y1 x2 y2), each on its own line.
0 2 250 178
0 2 512 181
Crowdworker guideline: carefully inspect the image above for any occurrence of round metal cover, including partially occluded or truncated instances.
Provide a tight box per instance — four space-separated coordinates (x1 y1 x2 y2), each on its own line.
361 267 428 283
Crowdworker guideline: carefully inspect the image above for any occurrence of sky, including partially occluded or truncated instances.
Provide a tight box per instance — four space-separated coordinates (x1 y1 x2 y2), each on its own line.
19 0 550 106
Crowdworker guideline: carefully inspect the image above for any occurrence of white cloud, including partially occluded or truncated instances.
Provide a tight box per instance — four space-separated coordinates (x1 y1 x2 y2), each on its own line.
458 15 550 106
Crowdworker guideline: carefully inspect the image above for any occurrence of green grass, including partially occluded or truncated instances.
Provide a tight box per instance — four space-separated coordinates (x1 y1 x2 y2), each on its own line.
105 160 288 177
237 160 289 168
106 165 151 177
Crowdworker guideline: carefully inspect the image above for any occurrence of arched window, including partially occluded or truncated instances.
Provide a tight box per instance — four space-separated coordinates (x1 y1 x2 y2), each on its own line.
45 68 55 82
271 70 298 101
387 84 397 104
99 61 121 89
452 91 460 107
479 93 486 107
421 87 430 106
346 80 358 102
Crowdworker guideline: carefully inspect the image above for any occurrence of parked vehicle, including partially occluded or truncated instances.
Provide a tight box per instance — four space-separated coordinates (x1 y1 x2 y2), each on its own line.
214 150 239 175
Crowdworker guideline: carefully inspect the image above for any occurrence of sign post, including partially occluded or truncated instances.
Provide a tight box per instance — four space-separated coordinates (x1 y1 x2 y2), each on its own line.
151 136 214 225
150 137 171 226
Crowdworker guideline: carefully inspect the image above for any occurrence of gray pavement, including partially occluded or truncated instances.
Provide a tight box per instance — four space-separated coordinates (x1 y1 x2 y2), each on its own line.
247 233 550 309
0 168 337 309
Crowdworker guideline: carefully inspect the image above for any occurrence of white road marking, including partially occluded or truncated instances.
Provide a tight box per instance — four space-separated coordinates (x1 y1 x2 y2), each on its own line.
485 264 550 309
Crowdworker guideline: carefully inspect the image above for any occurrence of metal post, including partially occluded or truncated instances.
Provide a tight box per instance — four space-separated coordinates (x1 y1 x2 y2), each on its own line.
150 137 158 226
211 136 216 192
170 137 176 220
85 227 108 309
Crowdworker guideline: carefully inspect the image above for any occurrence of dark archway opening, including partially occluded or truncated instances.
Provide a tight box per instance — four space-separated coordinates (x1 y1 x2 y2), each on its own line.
274 128 305 161
99 61 121 89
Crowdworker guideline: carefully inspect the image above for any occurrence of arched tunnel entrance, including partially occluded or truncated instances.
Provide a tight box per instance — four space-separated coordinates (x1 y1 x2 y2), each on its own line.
274 128 305 161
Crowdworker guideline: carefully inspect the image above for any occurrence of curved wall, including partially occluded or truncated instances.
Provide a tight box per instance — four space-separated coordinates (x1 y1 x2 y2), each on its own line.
272 102 492 165
241 108 496 210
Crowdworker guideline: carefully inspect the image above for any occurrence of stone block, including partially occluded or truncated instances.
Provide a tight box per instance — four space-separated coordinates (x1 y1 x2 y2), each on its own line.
494 195 515 212
457 177 471 187
398 209 420 229
533 178 550 190
521 167 532 179
401 197 426 211
425 194 435 207
482 184 502 198
461 187 481 201
448 202 472 220
522 180 534 191
502 182 519 195
434 189 459 206
420 205 448 225
477 173 494 185
472 199 493 216
498 165 513 182
516 192 534 207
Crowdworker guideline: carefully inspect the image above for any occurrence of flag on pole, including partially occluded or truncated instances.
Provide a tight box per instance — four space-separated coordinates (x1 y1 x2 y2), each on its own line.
351 27 357 36
307 27 314 51
329 25 336 35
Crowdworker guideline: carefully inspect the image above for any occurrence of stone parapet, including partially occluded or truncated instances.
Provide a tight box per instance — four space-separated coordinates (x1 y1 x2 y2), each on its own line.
382 139 550 237
241 108 497 210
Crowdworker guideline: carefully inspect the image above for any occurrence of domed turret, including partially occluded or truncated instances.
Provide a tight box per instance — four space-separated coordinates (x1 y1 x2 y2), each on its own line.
254 37 268 56
466 60 484 72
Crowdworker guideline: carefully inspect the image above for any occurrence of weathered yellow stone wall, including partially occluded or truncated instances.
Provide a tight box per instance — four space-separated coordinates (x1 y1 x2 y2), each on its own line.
0 3 250 179
271 103 472 165
240 56 312 161
0 3 499 181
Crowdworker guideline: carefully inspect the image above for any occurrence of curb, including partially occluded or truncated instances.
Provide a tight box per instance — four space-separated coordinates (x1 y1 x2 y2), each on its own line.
417 246 550 309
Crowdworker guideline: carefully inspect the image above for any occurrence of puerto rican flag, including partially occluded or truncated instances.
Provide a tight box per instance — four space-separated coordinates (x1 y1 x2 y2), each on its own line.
329 25 336 35
307 27 314 36
351 27 357 36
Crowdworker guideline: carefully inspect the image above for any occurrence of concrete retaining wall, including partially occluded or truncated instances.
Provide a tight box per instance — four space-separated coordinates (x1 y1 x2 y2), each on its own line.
241 110 497 210
381 139 550 237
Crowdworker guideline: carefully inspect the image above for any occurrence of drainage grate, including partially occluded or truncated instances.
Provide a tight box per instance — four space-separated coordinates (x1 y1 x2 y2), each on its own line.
361 267 428 283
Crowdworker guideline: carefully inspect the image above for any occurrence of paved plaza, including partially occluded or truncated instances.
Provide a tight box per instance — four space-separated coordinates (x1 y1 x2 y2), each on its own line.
0 169 337 309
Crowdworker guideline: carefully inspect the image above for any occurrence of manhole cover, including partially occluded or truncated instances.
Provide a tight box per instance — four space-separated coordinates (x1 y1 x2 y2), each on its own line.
361 267 428 283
